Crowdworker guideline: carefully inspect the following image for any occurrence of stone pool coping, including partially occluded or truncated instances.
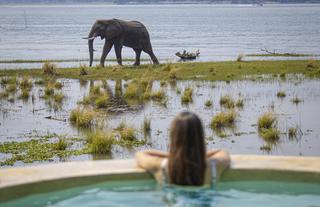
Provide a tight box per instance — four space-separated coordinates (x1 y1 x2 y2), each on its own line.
0 155 320 202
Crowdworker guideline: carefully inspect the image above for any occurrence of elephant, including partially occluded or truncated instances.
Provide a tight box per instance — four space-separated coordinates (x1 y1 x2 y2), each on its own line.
84 19 159 67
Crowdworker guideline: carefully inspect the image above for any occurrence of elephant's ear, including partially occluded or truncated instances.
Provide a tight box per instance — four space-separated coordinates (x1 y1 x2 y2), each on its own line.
104 20 122 40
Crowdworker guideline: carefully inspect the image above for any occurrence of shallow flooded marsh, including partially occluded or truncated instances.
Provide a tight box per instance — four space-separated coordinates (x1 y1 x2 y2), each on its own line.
1 74 320 167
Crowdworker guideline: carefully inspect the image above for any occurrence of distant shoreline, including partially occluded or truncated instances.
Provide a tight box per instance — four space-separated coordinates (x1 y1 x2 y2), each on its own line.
1 2 320 6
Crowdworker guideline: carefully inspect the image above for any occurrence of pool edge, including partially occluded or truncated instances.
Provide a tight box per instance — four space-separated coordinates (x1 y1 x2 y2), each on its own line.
0 155 319 202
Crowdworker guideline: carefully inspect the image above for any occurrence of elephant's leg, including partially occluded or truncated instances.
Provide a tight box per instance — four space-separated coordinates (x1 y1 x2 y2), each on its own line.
114 41 123 66
133 49 142 66
144 49 159 65
100 40 113 67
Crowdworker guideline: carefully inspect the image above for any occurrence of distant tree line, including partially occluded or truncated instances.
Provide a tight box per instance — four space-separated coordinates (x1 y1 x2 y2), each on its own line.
0 0 319 4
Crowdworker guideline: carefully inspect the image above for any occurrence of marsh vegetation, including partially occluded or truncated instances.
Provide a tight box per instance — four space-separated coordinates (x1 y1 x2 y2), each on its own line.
1 60 320 166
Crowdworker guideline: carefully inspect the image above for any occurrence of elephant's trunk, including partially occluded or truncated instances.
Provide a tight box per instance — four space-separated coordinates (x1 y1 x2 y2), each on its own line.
88 28 97 67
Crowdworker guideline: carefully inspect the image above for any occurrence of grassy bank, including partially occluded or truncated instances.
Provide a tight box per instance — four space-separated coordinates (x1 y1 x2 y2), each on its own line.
246 53 319 57
0 58 149 64
0 60 319 81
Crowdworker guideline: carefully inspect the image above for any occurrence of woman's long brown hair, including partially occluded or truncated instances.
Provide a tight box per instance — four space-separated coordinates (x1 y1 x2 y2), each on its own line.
168 111 206 186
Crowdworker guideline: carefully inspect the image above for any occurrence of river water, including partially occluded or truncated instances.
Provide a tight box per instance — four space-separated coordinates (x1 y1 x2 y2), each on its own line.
0 4 320 69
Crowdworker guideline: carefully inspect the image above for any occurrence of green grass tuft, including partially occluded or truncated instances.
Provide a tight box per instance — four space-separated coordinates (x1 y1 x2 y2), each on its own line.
95 94 109 108
53 137 68 150
6 83 17 93
211 110 237 129
42 62 57 76
124 81 141 99
181 87 193 104
116 123 136 141
288 126 298 139
219 94 235 108
277 91 286 98
87 130 114 154
0 91 9 99
19 89 30 100
258 112 277 130
235 99 244 108
54 81 63 89
259 128 280 142
205 100 213 107
53 92 65 103
160 81 167 87
79 64 88 76
34 79 44 85
44 84 55 97
291 96 303 104
19 76 33 90
70 108 95 128
151 89 166 101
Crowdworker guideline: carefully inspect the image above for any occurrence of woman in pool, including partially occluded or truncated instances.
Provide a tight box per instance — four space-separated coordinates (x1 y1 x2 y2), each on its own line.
136 111 230 186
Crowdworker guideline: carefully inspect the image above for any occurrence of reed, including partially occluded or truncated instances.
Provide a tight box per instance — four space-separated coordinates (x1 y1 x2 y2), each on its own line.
143 117 151 133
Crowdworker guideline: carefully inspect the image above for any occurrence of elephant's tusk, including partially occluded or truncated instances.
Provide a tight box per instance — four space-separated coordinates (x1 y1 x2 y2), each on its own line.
82 37 96 40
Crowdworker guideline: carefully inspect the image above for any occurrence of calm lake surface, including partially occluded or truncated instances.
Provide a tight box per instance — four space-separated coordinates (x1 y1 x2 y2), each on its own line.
0 4 320 68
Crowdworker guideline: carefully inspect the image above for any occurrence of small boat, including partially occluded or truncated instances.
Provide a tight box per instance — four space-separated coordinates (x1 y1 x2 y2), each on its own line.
176 50 200 60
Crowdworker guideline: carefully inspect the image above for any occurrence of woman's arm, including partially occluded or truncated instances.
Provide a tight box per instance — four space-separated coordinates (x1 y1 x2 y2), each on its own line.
135 150 168 173
207 149 231 177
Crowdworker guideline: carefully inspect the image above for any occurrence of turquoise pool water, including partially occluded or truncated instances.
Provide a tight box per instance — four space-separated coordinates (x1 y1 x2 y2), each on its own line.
2 179 320 207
